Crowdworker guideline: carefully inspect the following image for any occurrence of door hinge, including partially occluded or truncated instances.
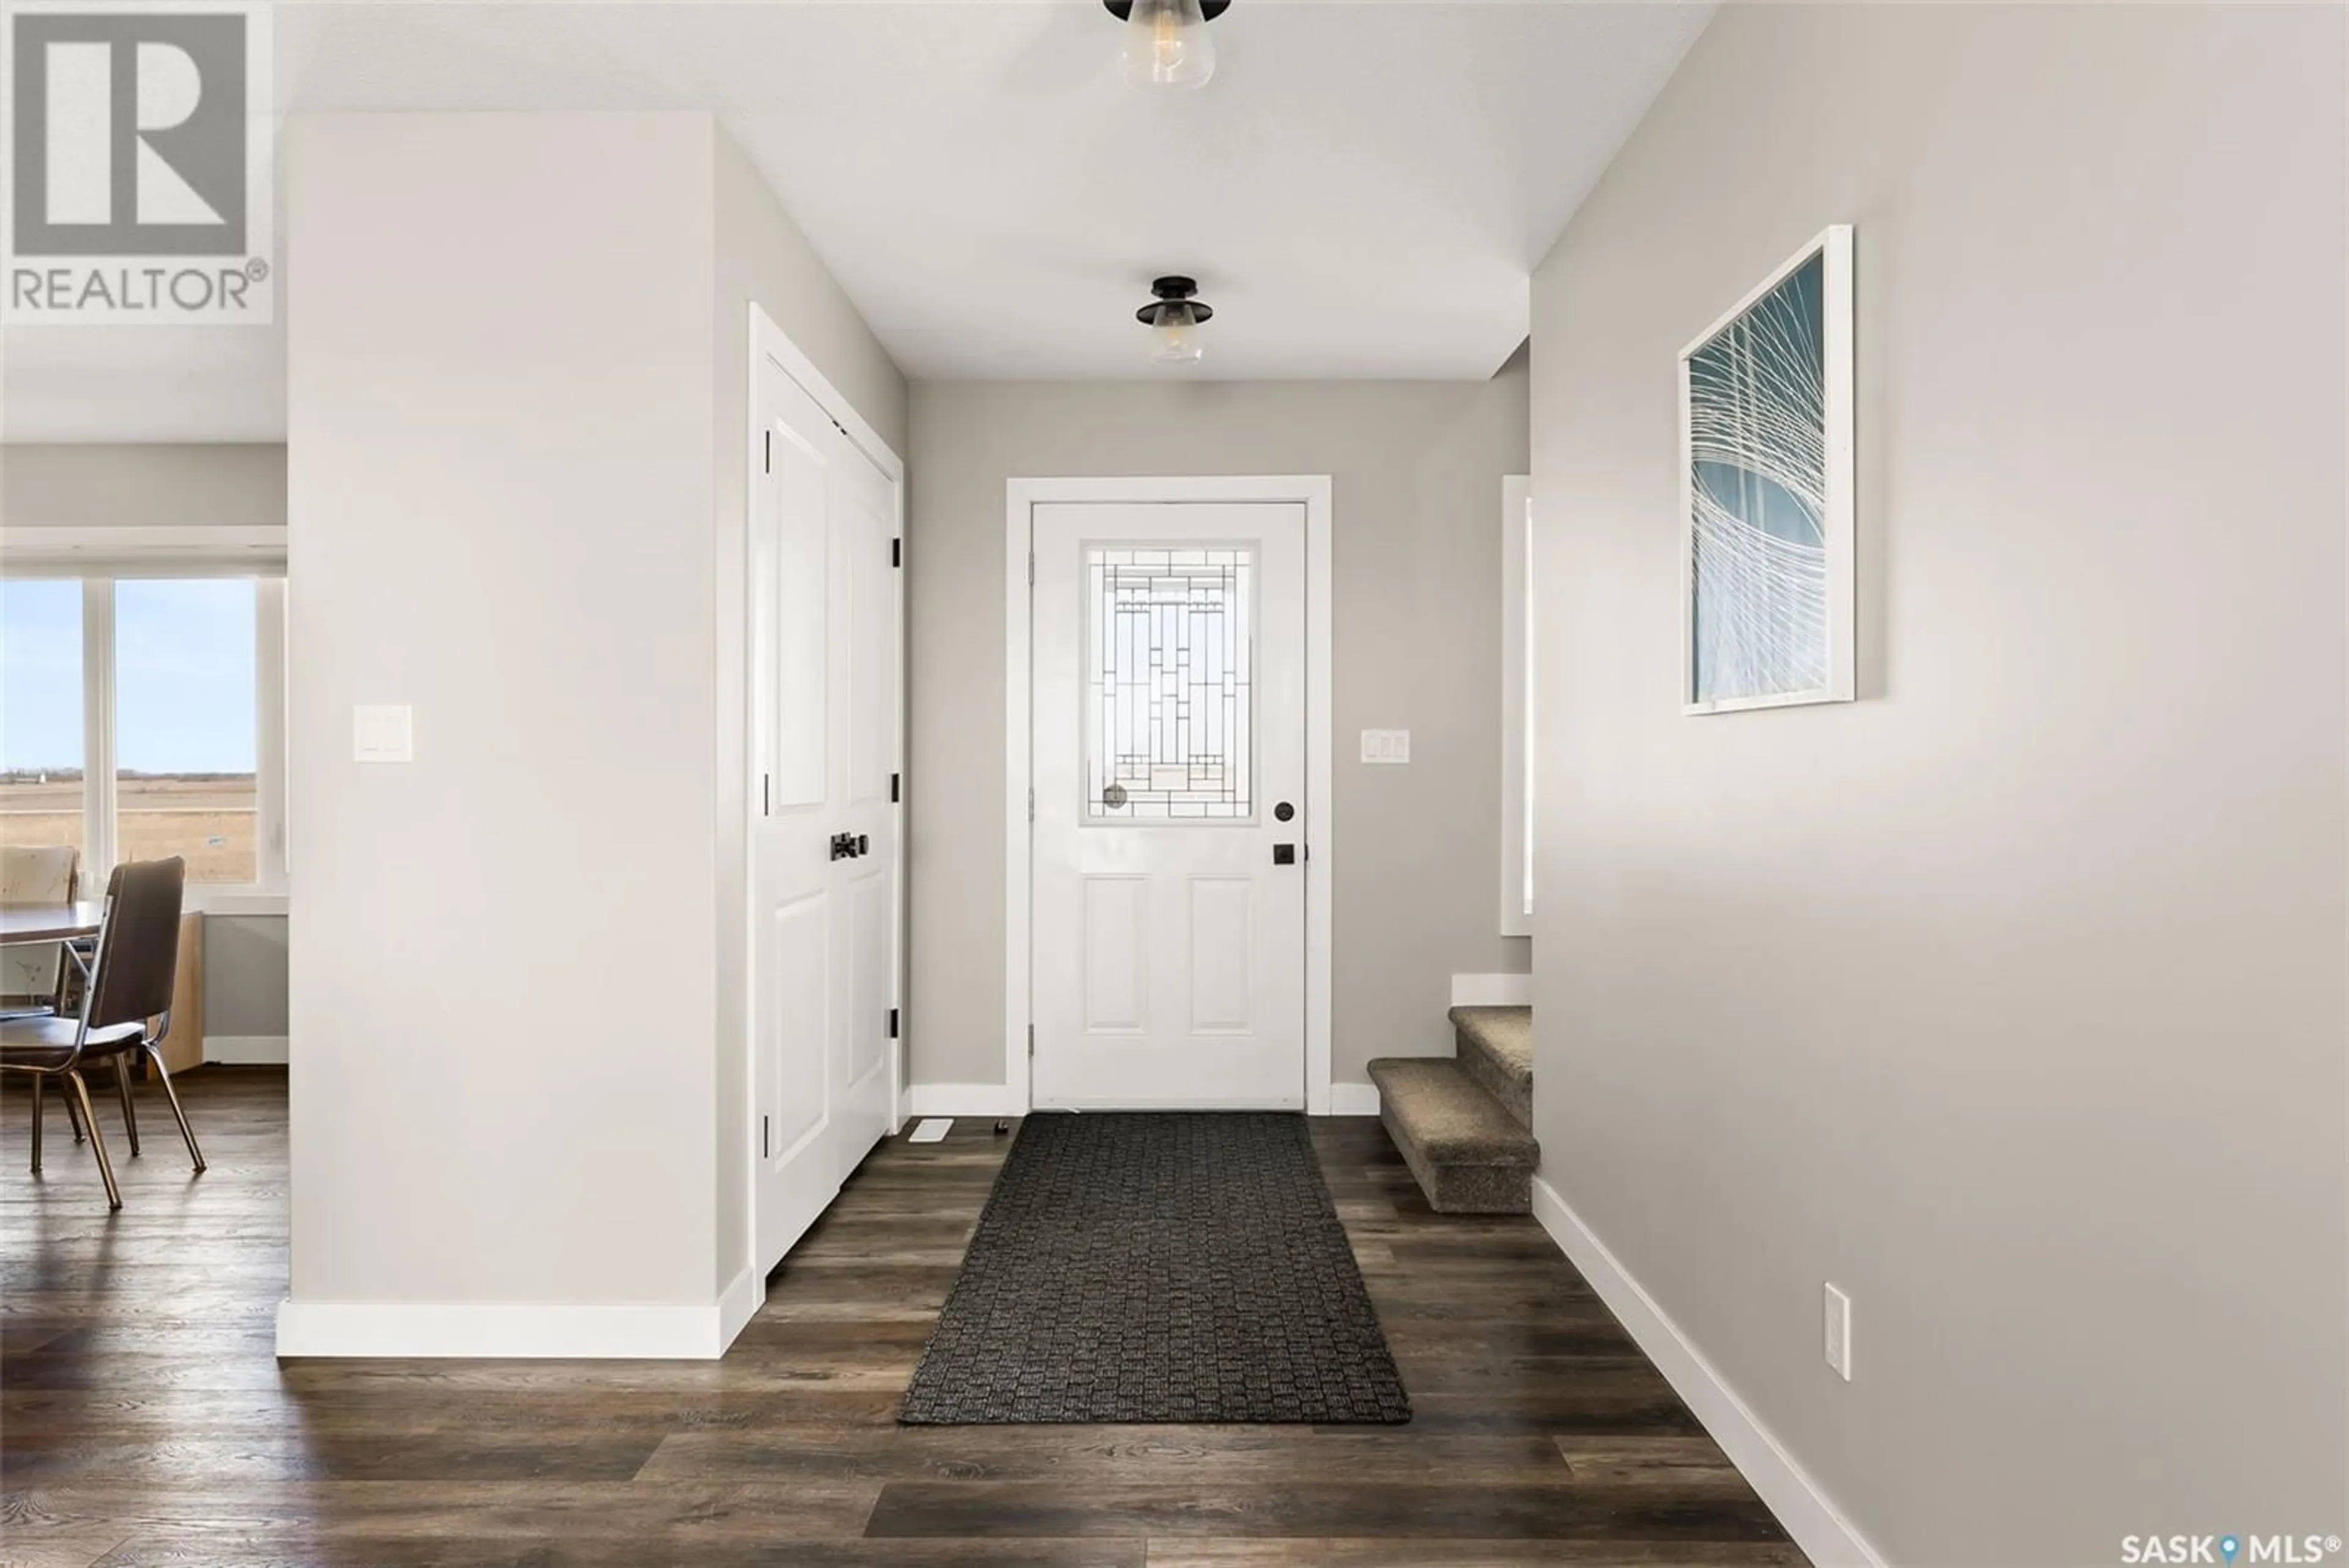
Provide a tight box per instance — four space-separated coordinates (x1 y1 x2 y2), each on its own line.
762 773 771 816
1026 550 1035 586
889 771 900 803
1028 1024 1036 1058
891 537 902 568
762 1113 771 1159
888 1007 899 1039
763 430 771 473
1027 786 1035 822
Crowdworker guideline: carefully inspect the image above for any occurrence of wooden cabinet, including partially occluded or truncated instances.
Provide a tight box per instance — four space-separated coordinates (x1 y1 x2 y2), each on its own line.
157 913 204 1072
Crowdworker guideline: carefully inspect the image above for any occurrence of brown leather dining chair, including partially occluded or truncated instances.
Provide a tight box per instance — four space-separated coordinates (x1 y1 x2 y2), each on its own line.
1 858 203 1209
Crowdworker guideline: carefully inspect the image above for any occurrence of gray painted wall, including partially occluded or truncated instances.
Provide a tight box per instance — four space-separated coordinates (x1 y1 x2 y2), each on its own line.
1 440 291 1044
205 915 289 1036
905 368 1531 1094
1 442 286 530
1528 6 2345 1562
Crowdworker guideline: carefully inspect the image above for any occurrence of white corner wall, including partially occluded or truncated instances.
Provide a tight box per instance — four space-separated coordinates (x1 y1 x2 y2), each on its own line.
283 111 902 1354
707 124 908 1299
286 111 720 1336
1528 6 2345 1565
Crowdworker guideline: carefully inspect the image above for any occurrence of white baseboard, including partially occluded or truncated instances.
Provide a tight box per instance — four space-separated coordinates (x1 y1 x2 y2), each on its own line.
206 1035 289 1065
1529 1176 1887 1568
903 1082 1027 1120
1450 972 1533 1007
714 1264 762 1355
276 1284 754 1361
1326 1082 1381 1116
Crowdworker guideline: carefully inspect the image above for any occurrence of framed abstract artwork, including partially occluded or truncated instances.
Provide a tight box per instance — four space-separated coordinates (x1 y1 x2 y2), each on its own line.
1680 225 1855 714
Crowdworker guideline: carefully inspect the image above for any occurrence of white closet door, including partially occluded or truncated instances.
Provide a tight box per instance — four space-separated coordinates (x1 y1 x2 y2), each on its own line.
751 357 896 1274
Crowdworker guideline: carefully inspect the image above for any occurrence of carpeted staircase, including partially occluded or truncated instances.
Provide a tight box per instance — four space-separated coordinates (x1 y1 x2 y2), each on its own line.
1367 1006 1536 1214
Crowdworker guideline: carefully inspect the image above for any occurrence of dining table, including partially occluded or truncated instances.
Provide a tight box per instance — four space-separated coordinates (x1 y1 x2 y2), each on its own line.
0 902 106 946
0 902 105 1016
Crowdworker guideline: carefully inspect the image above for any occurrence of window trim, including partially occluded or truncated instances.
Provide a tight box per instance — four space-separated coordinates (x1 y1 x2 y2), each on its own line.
1500 475 1532 938
6 532 289 914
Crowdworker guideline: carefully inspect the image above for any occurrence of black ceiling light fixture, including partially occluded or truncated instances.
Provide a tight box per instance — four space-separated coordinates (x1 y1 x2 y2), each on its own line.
1138 275 1212 364
1104 0 1229 90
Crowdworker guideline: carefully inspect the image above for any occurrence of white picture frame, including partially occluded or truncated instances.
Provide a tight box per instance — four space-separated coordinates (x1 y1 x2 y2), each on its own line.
1679 224 1855 715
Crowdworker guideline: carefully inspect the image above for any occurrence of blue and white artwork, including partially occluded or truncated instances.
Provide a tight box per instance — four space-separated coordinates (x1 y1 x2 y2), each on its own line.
1682 227 1854 712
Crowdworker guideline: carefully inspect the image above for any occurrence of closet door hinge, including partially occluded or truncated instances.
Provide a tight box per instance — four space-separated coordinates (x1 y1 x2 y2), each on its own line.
890 771 900 803
1027 1024 1036 1058
763 430 770 473
1027 787 1035 822
888 1008 899 1039
891 537 902 568
761 773 771 816
1026 551 1035 586
761 1114 771 1159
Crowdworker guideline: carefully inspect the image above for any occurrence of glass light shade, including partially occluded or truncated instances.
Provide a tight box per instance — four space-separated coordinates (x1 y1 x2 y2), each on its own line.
1150 301 1204 363
1123 0 1215 89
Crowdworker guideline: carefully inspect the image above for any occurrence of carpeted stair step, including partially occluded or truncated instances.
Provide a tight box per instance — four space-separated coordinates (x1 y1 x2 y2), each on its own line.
1449 1005 1532 1132
1365 1057 1538 1215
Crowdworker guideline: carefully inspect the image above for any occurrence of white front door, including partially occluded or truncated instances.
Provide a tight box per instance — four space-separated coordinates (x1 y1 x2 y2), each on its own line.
1030 501 1308 1109
751 352 898 1275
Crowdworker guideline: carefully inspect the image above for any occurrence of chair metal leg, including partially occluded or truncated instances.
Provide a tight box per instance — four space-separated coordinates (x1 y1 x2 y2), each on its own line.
64 1071 121 1210
61 1076 84 1143
29 1075 43 1175
143 1047 204 1173
113 1055 142 1157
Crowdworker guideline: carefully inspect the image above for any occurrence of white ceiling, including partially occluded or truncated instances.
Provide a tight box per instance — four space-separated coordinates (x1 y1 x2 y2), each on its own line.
0 1 1712 443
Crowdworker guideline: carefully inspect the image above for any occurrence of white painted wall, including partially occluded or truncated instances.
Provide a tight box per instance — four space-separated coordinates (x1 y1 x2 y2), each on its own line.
1528 6 2345 1562
284 112 902 1346
905 368 1531 1096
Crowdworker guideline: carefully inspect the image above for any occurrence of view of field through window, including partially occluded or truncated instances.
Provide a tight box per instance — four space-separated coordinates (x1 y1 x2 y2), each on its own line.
1 578 262 885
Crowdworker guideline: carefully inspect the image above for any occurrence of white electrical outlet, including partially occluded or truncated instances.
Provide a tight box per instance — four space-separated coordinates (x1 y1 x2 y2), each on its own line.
1824 1283 1852 1381
1360 729 1411 764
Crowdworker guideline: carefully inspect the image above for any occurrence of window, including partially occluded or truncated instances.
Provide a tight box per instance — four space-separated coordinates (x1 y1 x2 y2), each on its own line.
0 579 87 863
0 569 286 906
1500 476 1533 936
116 579 262 885
1086 546 1255 820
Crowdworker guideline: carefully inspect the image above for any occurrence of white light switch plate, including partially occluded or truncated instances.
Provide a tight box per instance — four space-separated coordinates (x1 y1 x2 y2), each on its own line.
1824 1282 1852 1381
353 705 414 763
1360 729 1411 764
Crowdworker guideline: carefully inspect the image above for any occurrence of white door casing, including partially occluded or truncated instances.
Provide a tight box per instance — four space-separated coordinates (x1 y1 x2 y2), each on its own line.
748 318 900 1277
1006 477 1334 1117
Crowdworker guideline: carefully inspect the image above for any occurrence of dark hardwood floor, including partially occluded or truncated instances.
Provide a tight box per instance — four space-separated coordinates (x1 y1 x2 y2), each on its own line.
1 1068 1805 1566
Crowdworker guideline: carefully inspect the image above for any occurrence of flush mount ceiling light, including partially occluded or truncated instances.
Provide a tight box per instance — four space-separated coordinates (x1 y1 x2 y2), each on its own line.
1138 276 1212 364
1104 0 1229 90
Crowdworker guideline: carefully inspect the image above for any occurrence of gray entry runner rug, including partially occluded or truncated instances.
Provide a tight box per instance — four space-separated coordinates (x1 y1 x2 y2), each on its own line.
899 1112 1411 1425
